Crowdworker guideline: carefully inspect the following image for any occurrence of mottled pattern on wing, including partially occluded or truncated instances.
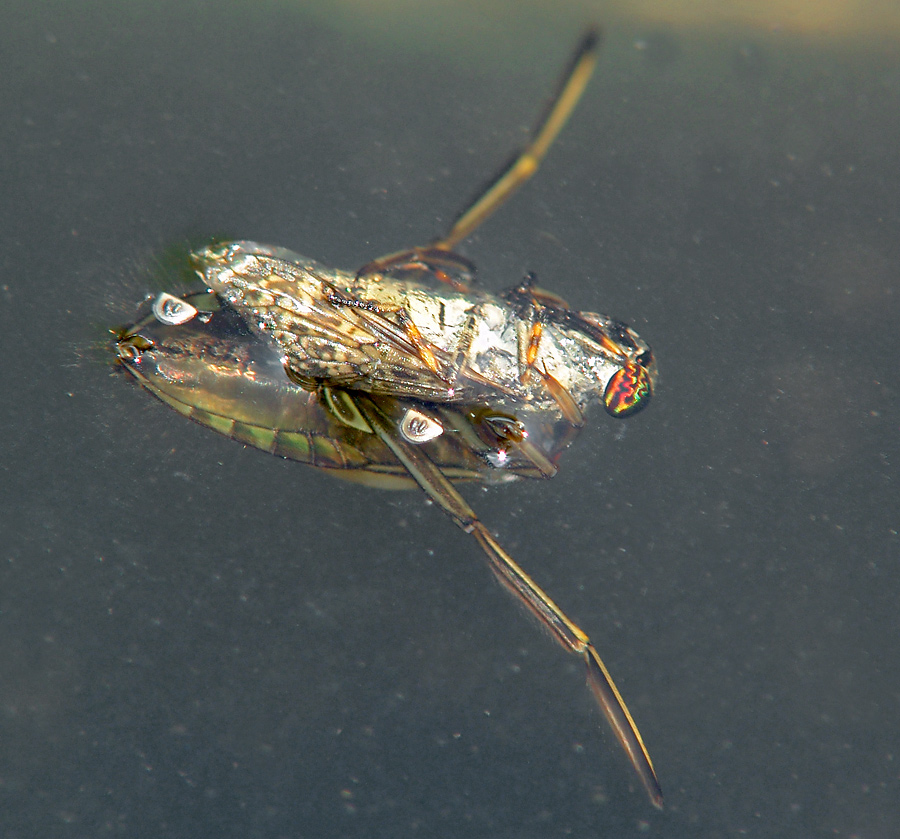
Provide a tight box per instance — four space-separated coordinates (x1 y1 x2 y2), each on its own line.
207 252 498 401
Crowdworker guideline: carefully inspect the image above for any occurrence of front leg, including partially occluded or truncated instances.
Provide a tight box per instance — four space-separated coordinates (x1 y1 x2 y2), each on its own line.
508 275 585 428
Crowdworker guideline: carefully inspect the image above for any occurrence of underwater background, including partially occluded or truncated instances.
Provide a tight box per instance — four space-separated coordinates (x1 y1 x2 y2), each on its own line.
2 1 898 836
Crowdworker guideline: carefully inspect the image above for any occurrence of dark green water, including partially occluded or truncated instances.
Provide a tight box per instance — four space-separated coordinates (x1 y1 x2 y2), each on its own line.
2 2 898 836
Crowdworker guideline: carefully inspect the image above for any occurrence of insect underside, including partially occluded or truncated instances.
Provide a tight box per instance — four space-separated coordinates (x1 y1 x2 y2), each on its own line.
115 29 663 808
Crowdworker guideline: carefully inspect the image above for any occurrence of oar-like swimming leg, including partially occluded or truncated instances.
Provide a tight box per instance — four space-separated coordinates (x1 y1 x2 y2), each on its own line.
358 27 601 281
353 392 663 809
435 27 600 251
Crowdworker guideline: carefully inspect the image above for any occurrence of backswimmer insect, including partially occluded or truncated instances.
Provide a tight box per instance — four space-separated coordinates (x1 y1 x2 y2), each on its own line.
115 29 663 807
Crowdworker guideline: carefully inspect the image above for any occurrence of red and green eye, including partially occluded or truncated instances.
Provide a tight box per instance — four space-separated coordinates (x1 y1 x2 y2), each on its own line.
603 362 652 418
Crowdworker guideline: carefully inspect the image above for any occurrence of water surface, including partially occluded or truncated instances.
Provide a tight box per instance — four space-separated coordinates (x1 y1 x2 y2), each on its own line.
2 3 898 837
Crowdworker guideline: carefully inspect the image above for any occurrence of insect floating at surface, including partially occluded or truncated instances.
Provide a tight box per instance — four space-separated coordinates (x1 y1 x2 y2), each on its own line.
115 28 662 808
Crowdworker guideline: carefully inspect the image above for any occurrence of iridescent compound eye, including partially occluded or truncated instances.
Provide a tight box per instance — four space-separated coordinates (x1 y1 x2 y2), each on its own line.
603 362 652 418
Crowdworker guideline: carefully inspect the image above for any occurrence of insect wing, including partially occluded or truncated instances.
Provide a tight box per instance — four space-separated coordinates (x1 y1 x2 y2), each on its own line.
196 242 503 403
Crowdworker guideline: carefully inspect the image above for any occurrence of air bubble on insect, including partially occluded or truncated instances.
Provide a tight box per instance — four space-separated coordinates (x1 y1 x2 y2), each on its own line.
485 449 510 467
152 292 198 326
399 408 443 444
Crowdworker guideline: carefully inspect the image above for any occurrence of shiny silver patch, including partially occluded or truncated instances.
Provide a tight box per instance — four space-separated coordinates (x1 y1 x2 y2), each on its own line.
485 449 511 468
399 408 443 444
152 292 198 326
